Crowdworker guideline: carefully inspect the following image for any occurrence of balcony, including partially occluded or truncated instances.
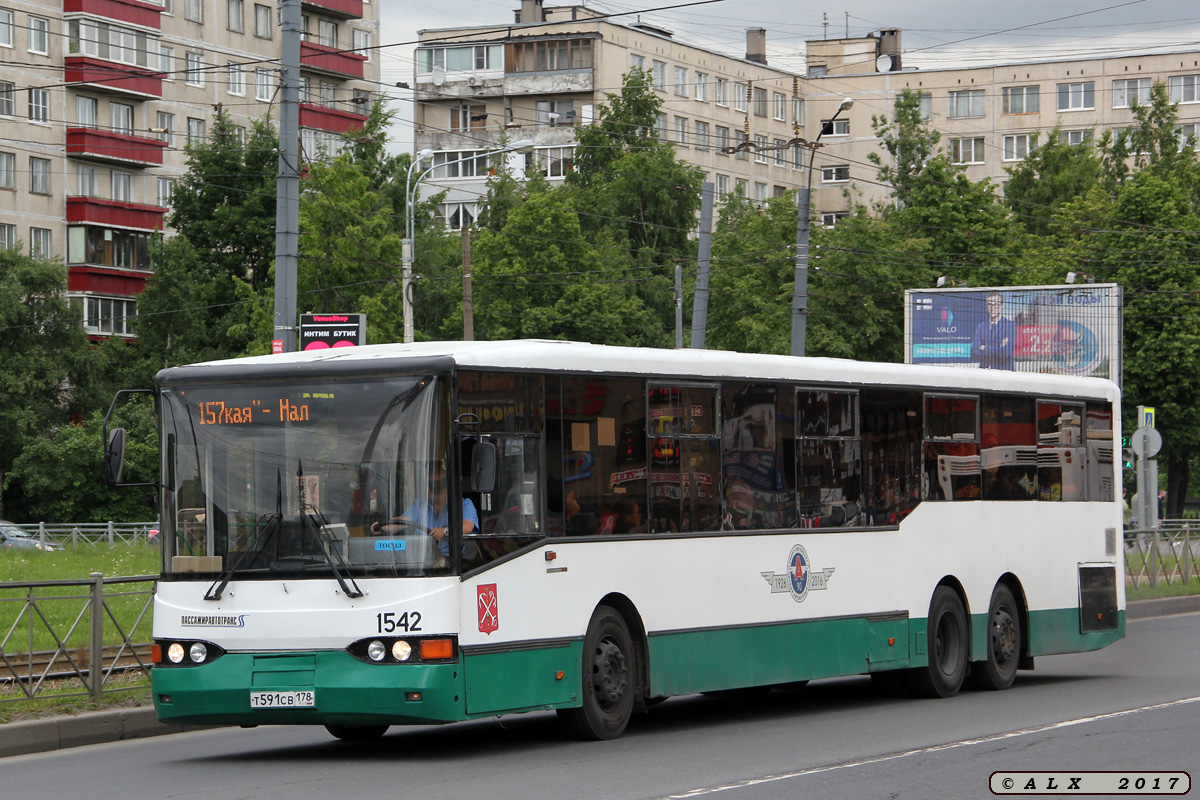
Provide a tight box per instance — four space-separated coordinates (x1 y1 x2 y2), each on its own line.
299 103 369 134
301 0 364 19
67 128 167 167
68 266 150 297
63 0 163 30
300 41 367 80
64 57 162 98
67 196 166 232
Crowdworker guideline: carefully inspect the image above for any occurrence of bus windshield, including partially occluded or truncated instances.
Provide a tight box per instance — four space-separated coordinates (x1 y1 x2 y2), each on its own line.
160 374 451 579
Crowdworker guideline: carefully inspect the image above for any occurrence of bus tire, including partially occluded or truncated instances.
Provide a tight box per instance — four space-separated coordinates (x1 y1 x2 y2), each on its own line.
908 585 968 698
558 605 637 740
325 724 389 741
970 583 1021 691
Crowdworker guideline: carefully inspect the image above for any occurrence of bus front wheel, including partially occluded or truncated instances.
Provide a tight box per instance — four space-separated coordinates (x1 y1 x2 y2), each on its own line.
558 605 637 740
971 583 1021 691
908 586 968 698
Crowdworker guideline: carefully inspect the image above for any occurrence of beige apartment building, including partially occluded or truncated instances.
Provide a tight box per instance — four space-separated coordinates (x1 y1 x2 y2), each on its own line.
416 2 1200 228
0 0 379 338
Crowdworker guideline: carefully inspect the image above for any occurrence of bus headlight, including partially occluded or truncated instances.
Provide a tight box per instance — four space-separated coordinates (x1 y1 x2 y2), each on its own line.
189 643 208 663
167 643 185 664
392 640 412 661
367 640 387 662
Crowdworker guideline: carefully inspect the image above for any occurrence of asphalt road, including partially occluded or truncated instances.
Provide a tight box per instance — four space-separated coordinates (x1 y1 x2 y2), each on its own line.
2 606 1198 800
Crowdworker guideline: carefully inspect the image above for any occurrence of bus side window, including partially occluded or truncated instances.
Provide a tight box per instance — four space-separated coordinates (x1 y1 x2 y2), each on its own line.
923 395 980 502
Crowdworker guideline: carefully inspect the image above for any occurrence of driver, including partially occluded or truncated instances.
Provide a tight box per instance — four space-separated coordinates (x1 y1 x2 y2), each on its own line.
371 476 479 560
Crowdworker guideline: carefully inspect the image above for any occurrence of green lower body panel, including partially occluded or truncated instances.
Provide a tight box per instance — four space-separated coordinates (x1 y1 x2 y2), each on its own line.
463 642 582 715
153 651 469 727
1024 608 1126 656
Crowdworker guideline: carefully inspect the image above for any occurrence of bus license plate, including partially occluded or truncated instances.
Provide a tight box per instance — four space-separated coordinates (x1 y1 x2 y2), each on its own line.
249 690 315 709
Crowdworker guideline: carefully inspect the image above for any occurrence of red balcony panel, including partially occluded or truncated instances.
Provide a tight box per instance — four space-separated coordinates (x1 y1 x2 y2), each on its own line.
64 0 163 30
68 266 149 297
299 103 368 134
300 41 367 79
67 127 167 167
301 0 363 19
67 196 166 231
65 57 162 98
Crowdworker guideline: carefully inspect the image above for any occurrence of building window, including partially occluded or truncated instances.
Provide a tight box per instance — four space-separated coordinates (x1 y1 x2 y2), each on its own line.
228 63 245 96
821 164 849 183
28 16 49 54
1002 85 1039 114
734 131 748 161
431 150 488 178
0 9 12 48
793 97 805 125
78 165 98 196
951 137 986 164
110 102 134 135
715 77 728 106
155 111 174 143
715 174 729 201
0 224 14 249
919 92 932 120
187 117 206 145
754 134 767 164
1003 134 1030 161
1059 129 1093 146
715 125 729 153
30 227 51 258
30 157 51 194
68 226 153 271
185 52 204 86
695 72 709 101
734 83 748 113
694 121 710 150
83 296 138 336
735 178 748 196
452 103 488 131
112 170 133 202
160 46 174 80
67 19 154 68
0 151 14 189
630 54 644 71
255 69 273 101
753 87 767 117
353 28 370 59
675 116 689 146
1113 78 1152 109
1057 81 1094 111
76 96 98 128
1169 75 1199 104
0 81 13 116
821 212 849 227
651 61 666 91
821 118 849 136
254 4 271 38
673 66 688 97
948 89 985 118
773 92 786 121
534 146 573 178
185 0 203 22
655 112 667 142
774 138 786 166
227 0 244 32
157 177 175 208
318 19 338 48
28 88 48 122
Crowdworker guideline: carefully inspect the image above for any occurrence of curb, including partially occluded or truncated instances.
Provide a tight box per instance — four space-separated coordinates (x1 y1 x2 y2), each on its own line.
3 597 1198 757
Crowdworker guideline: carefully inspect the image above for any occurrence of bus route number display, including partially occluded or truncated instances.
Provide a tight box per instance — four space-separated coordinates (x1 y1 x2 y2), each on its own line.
196 396 324 425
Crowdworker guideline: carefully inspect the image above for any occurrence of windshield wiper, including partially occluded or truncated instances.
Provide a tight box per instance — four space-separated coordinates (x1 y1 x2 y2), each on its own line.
297 462 363 599
205 470 284 601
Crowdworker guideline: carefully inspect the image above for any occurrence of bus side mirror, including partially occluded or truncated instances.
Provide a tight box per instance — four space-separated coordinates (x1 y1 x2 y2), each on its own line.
471 441 496 494
105 428 126 486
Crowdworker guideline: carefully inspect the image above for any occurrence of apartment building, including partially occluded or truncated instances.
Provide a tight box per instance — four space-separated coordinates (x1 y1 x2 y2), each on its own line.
416 3 1200 231
0 0 380 339
413 0 813 227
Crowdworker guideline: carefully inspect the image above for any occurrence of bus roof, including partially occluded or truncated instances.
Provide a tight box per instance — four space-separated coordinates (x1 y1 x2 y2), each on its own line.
158 340 1119 402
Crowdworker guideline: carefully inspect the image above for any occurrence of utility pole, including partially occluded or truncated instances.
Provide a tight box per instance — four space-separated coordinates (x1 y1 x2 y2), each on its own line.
690 182 714 349
462 226 474 341
675 262 683 349
272 0 301 353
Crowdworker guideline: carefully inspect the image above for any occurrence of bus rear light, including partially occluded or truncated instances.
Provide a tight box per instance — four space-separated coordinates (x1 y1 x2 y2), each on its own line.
419 639 454 660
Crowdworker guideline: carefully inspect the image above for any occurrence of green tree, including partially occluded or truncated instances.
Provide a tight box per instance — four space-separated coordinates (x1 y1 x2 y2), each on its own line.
1004 128 1104 237
868 89 942 208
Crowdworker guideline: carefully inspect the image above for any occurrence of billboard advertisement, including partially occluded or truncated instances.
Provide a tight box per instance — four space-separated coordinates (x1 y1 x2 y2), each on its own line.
299 313 367 351
904 284 1122 385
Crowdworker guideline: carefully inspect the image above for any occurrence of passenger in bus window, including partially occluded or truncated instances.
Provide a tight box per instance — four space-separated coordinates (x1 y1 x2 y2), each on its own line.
564 489 598 535
613 499 647 534
371 477 479 558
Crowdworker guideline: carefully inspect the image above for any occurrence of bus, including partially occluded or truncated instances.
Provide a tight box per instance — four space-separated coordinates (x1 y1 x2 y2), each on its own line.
106 340 1124 741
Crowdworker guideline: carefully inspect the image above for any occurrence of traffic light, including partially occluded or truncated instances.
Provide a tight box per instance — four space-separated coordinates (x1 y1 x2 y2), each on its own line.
1122 447 1135 470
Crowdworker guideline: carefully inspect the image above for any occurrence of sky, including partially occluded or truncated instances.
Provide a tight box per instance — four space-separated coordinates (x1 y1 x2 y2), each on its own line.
373 0 1200 151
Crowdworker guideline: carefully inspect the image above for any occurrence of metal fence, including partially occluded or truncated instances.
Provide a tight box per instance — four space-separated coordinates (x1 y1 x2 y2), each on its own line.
1124 521 1200 588
8 521 158 548
0 573 155 703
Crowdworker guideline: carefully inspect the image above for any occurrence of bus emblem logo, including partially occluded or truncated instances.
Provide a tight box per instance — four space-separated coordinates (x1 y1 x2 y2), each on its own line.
761 545 836 603
478 584 499 634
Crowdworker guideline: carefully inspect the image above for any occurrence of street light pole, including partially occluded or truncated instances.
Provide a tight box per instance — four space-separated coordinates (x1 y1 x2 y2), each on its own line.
791 96 852 357
401 139 534 343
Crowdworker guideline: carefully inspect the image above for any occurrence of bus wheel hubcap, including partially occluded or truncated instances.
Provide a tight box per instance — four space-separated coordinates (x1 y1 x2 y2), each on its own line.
991 608 1016 664
592 640 627 708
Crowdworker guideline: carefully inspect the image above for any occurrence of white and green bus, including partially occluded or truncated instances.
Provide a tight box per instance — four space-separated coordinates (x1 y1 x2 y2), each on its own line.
115 340 1124 740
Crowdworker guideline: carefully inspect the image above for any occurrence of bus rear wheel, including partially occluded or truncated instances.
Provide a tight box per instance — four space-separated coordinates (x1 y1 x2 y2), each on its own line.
325 724 389 741
971 584 1021 691
558 605 637 740
908 586 968 698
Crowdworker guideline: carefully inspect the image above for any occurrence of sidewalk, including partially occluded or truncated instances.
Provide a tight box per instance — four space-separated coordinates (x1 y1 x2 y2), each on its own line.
3 596 1197 758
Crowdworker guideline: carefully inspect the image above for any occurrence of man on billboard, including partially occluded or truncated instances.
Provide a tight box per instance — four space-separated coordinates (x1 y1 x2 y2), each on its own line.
972 292 1016 370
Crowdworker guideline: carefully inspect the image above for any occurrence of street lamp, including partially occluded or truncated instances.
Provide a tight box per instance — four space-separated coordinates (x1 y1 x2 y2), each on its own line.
401 139 534 343
792 96 853 357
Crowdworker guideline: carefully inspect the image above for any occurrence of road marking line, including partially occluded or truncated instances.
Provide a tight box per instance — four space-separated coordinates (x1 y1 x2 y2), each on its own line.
660 695 1200 799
